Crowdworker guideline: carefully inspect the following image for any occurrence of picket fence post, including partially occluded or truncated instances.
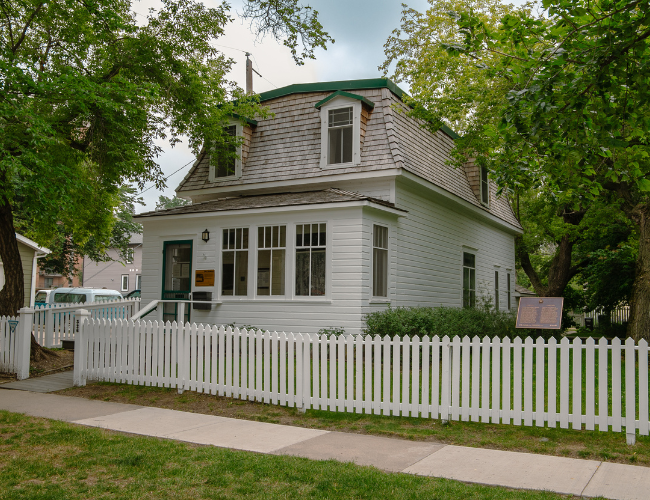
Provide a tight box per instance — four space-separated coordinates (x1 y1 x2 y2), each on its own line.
73 309 91 387
16 307 34 380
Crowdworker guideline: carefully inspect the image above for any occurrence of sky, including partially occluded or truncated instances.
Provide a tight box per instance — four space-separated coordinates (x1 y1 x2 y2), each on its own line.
134 0 431 212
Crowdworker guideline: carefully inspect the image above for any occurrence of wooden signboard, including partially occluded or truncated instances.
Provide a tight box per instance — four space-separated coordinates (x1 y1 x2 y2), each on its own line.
516 297 564 329
194 269 215 287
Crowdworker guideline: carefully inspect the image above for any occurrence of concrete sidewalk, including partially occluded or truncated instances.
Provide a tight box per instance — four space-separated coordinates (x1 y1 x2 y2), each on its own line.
1 390 648 499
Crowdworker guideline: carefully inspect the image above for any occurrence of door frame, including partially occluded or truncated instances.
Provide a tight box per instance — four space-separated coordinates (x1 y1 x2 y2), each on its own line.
161 239 193 323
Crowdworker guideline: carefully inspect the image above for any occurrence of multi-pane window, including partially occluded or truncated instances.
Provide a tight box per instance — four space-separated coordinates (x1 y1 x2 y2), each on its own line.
126 248 134 264
257 225 286 296
136 274 142 290
295 223 326 296
222 228 249 296
373 225 388 297
507 273 512 310
216 125 237 178
463 252 476 308
480 166 489 205
121 274 129 292
328 107 353 164
494 270 500 310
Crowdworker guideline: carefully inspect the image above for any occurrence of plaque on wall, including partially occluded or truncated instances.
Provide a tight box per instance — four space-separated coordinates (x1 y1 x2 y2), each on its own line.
195 269 215 287
516 297 564 329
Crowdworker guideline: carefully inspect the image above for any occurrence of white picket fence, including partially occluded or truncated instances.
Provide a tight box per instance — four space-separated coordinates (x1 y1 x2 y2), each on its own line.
33 298 140 347
74 317 650 443
0 310 33 379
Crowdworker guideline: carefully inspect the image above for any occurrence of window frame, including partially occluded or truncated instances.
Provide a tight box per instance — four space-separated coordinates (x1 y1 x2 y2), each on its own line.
372 224 389 298
121 274 129 292
208 121 243 182
221 227 250 297
462 251 476 308
480 166 490 206
494 270 500 310
294 222 327 297
136 274 142 290
319 96 361 168
126 248 134 264
256 225 287 297
507 272 512 310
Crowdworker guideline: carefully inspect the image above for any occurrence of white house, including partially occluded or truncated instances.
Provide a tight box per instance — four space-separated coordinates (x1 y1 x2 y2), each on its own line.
135 78 522 334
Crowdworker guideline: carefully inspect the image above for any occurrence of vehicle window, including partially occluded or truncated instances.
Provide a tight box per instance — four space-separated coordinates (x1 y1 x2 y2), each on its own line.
53 293 86 303
95 295 119 302
35 292 47 302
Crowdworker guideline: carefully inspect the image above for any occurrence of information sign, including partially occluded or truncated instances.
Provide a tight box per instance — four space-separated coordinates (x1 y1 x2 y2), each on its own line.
516 297 564 329
194 269 215 287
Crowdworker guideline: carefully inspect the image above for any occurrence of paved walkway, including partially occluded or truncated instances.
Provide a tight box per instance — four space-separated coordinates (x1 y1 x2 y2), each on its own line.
0 371 74 392
0 390 649 499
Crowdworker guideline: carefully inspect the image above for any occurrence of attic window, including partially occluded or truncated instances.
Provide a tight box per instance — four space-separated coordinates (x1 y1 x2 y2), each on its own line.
209 123 242 182
480 166 489 205
328 107 353 164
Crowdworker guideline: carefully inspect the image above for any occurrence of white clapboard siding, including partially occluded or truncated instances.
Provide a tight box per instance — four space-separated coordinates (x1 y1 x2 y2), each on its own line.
75 319 650 438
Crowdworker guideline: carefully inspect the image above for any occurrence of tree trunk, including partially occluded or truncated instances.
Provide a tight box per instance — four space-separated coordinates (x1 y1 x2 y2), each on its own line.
0 193 24 317
627 203 650 341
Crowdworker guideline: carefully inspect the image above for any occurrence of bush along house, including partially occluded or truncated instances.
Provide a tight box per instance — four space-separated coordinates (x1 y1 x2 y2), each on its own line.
134 78 523 334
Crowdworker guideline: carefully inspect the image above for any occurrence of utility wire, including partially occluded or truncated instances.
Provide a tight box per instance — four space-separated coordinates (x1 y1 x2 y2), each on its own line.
83 244 143 284
137 158 195 196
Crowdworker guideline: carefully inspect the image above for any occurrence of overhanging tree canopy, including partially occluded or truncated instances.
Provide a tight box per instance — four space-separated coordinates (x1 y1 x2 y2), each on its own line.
0 0 332 316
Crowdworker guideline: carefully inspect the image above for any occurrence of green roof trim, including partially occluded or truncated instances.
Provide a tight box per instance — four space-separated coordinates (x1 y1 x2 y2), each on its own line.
314 91 376 110
440 123 460 140
258 78 407 103
231 113 258 126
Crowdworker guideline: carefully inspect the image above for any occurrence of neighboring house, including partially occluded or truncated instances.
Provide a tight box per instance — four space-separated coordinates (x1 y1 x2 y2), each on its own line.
82 234 143 294
134 78 523 334
36 254 83 290
0 233 50 308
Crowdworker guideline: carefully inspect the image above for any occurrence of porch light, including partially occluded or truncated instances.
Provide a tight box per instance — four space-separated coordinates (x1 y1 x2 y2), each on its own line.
201 229 210 243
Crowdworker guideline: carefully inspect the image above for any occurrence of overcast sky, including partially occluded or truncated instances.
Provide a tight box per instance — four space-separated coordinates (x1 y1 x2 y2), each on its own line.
133 0 433 212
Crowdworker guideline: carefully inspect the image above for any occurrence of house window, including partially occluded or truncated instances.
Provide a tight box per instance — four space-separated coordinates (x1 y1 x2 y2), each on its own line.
45 277 53 288
121 274 129 292
494 270 500 310
216 125 237 178
222 228 248 296
480 166 489 205
463 252 476 308
295 223 326 296
126 248 134 264
373 225 388 297
328 107 353 164
136 274 142 290
507 273 512 310
257 225 286 296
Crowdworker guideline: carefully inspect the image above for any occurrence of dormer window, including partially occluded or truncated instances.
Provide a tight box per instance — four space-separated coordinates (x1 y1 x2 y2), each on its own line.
316 90 374 169
209 122 243 182
480 166 489 205
328 107 353 164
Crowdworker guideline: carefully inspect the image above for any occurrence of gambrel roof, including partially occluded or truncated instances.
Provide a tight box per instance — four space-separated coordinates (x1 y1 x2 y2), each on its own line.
175 78 520 229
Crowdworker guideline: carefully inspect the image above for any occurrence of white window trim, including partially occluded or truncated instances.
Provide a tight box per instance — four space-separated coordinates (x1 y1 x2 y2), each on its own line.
372 223 389 299
121 274 129 292
136 274 142 290
208 120 243 183
461 249 477 308
293 221 329 299
480 166 490 206
254 224 288 298
319 96 362 168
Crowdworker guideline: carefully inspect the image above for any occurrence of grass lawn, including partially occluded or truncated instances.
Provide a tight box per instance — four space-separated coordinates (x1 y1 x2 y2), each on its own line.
0 410 585 500
58 381 650 467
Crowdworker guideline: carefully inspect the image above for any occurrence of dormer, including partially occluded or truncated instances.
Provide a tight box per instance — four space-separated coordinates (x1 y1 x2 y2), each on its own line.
463 157 490 207
315 91 375 169
207 116 256 183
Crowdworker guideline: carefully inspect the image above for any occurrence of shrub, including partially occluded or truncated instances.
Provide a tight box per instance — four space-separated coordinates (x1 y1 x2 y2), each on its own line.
363 306 540 340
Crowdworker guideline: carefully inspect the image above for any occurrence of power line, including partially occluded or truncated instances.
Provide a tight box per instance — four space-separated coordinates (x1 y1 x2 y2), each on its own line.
137 159 195 196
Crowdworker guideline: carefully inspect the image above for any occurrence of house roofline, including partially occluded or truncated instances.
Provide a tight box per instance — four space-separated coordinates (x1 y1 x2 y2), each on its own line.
258 78 407 103
15 233 50 256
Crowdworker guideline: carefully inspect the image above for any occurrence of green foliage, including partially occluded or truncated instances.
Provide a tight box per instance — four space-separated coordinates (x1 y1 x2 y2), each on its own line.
155 195 190 211
363 306 539 340
317 326 346 337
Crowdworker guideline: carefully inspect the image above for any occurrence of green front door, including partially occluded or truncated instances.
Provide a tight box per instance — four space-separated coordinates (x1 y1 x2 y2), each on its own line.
162 240 192 323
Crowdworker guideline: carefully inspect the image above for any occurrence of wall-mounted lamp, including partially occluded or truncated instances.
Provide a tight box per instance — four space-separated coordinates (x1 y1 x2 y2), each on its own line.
201 229 210 243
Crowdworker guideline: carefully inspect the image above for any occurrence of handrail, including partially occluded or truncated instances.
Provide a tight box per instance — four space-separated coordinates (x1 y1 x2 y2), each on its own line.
34 298 140 312
130 299 222 321
131 300 159 320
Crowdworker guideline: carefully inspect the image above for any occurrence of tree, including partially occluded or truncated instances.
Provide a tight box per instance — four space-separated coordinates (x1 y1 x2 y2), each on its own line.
156 195 190 211
0 0 332 317
382 0 597 302
442 0 650 339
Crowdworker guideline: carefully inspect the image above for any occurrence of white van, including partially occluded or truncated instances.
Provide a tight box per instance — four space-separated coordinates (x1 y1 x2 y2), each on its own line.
49 287 123 304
